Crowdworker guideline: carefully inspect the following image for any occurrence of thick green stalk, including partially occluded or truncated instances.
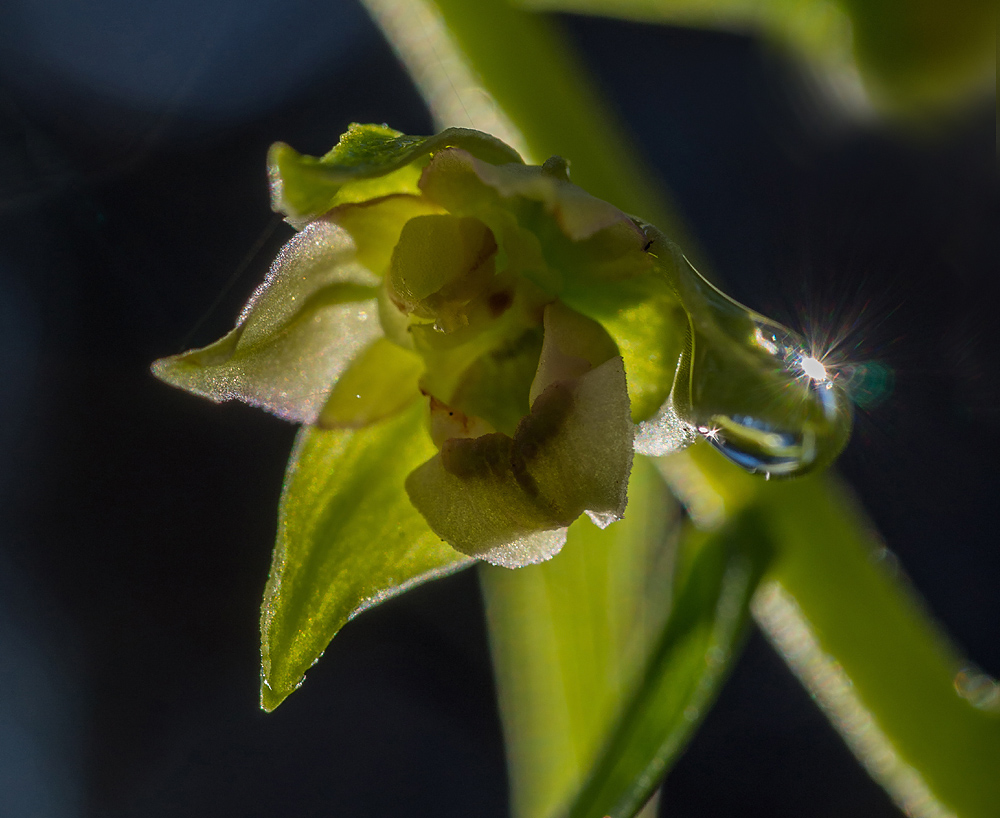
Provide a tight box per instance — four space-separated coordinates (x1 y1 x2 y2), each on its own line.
756 476 1000 818
666 444 1000 818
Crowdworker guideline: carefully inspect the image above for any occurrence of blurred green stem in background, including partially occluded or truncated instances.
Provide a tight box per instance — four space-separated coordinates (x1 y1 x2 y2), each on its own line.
509 0 996 118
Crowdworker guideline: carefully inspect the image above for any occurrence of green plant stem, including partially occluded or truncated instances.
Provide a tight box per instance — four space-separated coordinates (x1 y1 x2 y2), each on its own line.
673 443 1000 818
757 475 1000 818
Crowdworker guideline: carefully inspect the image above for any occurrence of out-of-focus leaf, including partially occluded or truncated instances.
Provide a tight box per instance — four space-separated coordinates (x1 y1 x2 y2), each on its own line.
260 401 471 712
480 456 680 818
152 220 381 424
269 123 524 224
565 507 772 818
512 0 994 115
838 0 994 113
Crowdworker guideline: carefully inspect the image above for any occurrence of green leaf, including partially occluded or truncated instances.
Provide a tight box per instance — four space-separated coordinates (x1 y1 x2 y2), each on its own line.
480 456 680 818
152 220 382 423
838 0 995 113
260 401 471 712
565 507 772 818
269 124 524 224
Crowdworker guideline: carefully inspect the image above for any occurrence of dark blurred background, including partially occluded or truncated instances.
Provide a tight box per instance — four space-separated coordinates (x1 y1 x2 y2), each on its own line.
0 2 996 816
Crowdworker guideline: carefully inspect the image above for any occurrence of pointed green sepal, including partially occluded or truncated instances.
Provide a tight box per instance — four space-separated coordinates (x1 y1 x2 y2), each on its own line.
260 401 472 711
152 220 381 423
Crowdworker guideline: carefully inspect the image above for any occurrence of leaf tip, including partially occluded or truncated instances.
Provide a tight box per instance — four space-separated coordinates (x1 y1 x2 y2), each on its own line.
149 354 195 391
259 675 288 713
259 661 307 713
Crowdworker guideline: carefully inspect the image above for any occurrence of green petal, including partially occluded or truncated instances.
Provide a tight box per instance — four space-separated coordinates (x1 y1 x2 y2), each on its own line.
527 356 634 530
387 213 497 322
408 429 571 566
419 148 649 283
269 124 524 224
260 401 471 712
423 148 639 241
317 337 423 428
152 220 382 423
330 193 445 277
406 355 633 566
449 326 544 436
562 275 687 423
408 277 547 410
528 300 619 405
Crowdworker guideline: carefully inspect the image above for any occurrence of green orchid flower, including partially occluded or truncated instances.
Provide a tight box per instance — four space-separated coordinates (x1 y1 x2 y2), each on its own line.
152 123 851 709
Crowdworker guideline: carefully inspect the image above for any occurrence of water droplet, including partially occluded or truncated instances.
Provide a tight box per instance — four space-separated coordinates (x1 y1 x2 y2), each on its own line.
639 223 853 476
585 509 621 529
677 300 851 477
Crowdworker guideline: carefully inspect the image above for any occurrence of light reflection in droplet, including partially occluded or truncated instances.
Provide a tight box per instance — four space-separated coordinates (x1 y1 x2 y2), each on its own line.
799 354 828 382
689 318 850 477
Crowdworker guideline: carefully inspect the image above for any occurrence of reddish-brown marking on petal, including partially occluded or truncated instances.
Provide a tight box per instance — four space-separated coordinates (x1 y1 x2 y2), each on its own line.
440 433 512 479
487 289 514 317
